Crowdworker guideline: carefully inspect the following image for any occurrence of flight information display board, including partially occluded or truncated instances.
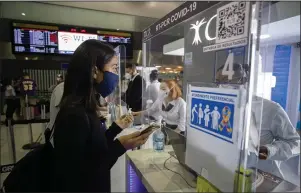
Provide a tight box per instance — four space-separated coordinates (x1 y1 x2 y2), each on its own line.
98 30 133 58
12 23 59 54
12 22 133 58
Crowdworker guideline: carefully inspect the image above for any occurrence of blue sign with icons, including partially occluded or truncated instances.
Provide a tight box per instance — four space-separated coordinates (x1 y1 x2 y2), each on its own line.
297 102 300 131
190 90 237 143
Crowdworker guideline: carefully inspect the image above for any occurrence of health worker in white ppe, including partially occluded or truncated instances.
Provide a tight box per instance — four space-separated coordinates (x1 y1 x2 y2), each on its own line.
143 70 161 121
215 63 300 183
133 80 186 135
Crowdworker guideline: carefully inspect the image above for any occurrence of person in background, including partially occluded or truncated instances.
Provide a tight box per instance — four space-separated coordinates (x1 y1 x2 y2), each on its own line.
20 72 37 113
133 80 186 135
12 76 22 118
4 78 16 125
0 79 7 115
125 63 145 112
52 39 151 192
145 70 161 104
20 72 37 97
143 70 161 121
215 63 300 183
48 74 64 92
175 72 183 91
47 81 64 131
158 78 163 83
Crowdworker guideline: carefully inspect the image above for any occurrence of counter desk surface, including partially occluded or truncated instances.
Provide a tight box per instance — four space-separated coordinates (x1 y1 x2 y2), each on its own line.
126 145 196 193
126 145 300 193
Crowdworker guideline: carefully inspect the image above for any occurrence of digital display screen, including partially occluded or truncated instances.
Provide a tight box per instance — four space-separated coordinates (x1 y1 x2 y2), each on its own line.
12 24 59 54
58 31 98 54
12 22 133 58
98 31 133 58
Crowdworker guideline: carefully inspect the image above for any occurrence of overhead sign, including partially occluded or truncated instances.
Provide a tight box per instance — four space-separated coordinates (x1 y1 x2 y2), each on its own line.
58 31 97 54
98 35 131 44
142 1 220 42
191 1 250 52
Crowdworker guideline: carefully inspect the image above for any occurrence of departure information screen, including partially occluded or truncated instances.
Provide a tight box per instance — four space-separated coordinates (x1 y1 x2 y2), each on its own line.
12 22 133 58
13 28 59 54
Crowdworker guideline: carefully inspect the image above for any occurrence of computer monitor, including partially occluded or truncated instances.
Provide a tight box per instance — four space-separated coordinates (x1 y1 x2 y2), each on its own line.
163 127 198 178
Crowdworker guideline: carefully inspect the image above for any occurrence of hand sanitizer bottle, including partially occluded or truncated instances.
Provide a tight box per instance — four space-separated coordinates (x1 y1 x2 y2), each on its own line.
153 116 164 152
128 108 133 128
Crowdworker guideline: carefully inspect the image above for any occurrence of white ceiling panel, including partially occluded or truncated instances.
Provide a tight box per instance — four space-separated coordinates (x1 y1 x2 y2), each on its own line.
43 1 184 18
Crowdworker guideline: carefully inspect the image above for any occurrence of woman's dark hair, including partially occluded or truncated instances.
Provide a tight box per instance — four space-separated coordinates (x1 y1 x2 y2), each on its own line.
60 39 115 112
149 70 158 82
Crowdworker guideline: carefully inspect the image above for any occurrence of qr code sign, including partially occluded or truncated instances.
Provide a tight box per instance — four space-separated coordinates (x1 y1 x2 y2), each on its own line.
215 2 250 44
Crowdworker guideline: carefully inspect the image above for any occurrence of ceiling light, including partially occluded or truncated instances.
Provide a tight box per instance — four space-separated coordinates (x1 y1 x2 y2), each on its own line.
163 38 185 56
149 2 156 7
169 71 174 73
21 13 26 16
155 65 161 68
177 66 183 69
165 67 171 70
260 34 270 39
116 29 119 31
164 48 185 56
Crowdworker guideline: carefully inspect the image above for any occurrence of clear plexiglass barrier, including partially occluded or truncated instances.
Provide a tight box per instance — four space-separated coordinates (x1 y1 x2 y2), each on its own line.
142 1 300 192
105 45 127 123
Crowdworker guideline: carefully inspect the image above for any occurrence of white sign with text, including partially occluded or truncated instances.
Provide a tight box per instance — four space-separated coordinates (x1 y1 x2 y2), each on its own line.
58 31 97 53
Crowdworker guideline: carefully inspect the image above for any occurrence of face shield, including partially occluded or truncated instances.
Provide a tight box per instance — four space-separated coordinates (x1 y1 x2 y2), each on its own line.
215 63 248 89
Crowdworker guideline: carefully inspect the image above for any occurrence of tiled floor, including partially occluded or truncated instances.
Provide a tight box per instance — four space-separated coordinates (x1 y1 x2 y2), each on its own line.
0 120 45 185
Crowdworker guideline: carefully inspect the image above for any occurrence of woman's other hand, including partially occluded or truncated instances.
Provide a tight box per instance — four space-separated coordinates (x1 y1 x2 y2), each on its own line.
115 114 134 129
259 146 268 160
118 131 152 150
132 111 141 116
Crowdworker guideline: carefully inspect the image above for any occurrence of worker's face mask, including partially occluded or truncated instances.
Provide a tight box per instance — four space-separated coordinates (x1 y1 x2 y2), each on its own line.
158 89 169 99
95 71 119 98
124 73 131 80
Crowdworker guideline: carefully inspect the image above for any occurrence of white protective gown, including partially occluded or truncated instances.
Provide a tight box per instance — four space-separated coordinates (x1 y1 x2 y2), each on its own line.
248 96 300 183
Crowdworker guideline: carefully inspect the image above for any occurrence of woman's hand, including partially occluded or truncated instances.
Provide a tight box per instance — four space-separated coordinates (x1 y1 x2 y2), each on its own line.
115 114 134 129
118 131 152 150
132 111 142 116
259 146 268 160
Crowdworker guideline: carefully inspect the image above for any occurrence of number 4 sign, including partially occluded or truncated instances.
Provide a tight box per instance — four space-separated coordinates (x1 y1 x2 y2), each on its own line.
221 50 234 80
215 46 245 82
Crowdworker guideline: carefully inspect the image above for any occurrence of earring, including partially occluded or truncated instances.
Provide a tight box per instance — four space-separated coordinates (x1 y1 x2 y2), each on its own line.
93 67 98 79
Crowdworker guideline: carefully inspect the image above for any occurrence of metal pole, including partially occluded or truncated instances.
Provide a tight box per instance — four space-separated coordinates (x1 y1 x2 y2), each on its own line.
28 123 34 144
8 119 17 163
41 104 45 119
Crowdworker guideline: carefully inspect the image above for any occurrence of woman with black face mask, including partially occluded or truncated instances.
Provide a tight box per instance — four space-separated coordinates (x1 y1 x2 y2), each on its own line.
53 39 152 192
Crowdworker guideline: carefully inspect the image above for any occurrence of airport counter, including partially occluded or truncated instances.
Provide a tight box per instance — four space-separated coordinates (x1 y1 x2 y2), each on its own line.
125 146 300 193
125 145 196 192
